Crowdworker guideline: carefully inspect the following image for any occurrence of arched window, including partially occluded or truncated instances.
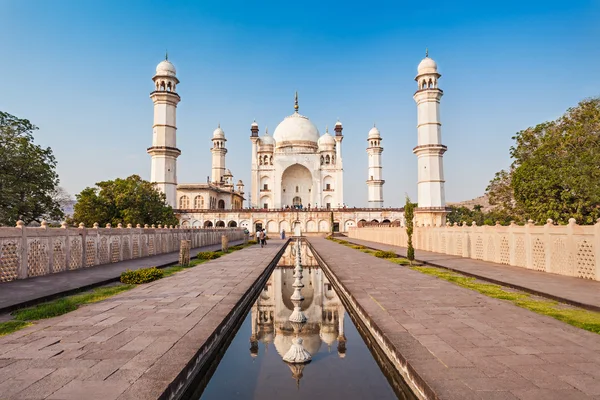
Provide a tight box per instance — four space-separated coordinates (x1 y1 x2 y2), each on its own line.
259 157 263 165
428 79 433 88
320 155 324 165
160 81 166 90
325 155 330 164
422 80 427 90
179 195 190 209
228 221 238 227
293 196 302 206
331 155 335 164
204 221 213 228
216 220 225 227
269 155 273 165
218 199 225 209
167 82 172 91
194 195 204 209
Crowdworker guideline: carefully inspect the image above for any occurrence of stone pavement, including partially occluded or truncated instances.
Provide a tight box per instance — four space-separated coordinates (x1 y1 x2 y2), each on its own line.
0 240 243 314
0 240 285 400
309 237 600 400
344 237 600 311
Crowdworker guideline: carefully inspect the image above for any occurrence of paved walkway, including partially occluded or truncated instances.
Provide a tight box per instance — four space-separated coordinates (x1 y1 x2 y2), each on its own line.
344 237 600 311
309 237 600 400
0 239 286 400
0 240 244 314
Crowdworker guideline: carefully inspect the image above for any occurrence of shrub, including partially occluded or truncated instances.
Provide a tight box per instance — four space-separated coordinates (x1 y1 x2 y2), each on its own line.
248 240 257 245
351 245 366 250
374 250 397 259
197 251 221 260
337 240 349 245
120 267 163 284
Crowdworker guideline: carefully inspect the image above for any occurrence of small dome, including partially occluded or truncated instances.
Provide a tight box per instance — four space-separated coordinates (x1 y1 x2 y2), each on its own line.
335 120 342 127
156 60 176 77
260 128 275 146
318 129 336 148
417 57 438 75
368 125 380 139
251 120 258 127
213 125 225 139
224 169 233 177
237 179 244 186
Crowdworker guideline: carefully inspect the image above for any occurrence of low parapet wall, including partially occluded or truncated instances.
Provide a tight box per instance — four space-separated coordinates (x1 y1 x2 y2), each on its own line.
348 219 600 281
0 223 244 282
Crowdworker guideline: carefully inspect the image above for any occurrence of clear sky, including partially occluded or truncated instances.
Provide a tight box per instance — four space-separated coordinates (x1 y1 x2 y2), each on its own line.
1 0 599 207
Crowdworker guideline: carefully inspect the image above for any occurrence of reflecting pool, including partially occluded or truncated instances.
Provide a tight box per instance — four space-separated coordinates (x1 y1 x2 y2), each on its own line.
192 241 414 399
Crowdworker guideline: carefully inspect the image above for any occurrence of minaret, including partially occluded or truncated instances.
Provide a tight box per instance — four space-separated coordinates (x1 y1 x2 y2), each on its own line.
211 124 227 184
366 125 384 208
334 120 344 205
148 54 181 208
413 50 447 226
250 120 259 208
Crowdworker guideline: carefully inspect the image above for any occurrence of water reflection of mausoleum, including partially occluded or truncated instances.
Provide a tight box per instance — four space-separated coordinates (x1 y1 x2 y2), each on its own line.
249 244 347 360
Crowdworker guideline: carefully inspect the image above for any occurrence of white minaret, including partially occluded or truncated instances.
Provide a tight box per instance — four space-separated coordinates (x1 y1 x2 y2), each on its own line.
366 125 384 208
211 124 227 184
413 50 447 226
148 54 181 208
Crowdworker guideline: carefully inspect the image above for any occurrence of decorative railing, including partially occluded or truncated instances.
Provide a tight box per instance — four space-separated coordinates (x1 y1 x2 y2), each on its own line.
348 219 600 281
0 221 244 283
175 207 405 213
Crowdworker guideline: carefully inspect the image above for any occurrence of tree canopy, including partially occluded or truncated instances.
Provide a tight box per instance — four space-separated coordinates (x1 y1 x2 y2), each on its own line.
487 97 600 225
0 111 63 226
71 175 178 227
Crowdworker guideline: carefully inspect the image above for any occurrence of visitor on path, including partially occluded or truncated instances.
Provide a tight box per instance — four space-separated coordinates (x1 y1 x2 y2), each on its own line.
256 230 260 244
280 229 285 240
262 229 267 246
259 230 265 248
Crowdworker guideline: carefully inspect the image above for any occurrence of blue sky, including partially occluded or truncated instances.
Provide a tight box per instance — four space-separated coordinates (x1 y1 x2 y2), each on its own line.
1 0 599 207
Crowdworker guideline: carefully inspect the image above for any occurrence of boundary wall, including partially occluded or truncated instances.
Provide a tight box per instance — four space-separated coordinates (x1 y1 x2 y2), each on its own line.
348 219 600 281
0 222 244 282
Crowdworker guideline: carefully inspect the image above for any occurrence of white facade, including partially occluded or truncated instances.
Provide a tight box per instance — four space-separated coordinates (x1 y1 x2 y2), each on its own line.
413 52 448 226
366 125 384 207
148 57 181 208
250 94 344 210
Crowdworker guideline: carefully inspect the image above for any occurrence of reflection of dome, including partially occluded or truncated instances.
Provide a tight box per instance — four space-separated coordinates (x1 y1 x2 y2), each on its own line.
319 330 337 346
274 330 322 357
273 113 320 146
156 60 176 77
417 57 438 75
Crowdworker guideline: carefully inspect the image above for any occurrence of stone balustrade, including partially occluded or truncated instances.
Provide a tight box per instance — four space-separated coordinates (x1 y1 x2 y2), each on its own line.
348 218 600 281
0 222 244 282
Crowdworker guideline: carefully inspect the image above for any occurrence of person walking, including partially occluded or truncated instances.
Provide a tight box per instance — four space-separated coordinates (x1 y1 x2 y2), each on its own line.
262 229 267 246
259 230 265 248
256 230 260 244
280 229 286 240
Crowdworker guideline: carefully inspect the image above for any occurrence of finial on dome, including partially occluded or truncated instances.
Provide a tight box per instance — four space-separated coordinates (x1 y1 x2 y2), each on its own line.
165 50 168 61
425 47 428 58
374 122 376 127
218 122 220 128
294 91 299 112
325 125 329 133
265 126 269 135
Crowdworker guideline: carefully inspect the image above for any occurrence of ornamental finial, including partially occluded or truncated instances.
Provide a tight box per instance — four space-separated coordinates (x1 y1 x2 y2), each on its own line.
326 125 329 133
425 47 428 58
294 91 299 112
165 50 168 61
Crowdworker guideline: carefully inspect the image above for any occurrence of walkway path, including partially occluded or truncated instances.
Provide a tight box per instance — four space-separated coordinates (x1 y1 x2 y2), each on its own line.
344 237 600 311
0 239 286 400
0 240 244 314
309 237 600 400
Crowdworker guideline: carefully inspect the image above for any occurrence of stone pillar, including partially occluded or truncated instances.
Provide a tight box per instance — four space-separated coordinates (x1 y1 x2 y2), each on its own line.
221 234 229 252
179 240 191 266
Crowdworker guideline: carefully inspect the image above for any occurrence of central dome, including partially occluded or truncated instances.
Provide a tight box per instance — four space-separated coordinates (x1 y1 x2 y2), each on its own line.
273 113 320 146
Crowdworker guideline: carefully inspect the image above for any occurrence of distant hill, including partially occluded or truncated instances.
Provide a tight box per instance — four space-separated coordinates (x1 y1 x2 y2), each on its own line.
447 195 495 213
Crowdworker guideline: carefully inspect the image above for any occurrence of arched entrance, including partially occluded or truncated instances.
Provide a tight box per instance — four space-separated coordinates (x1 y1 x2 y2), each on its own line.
281 164 313 208
228 221 237 227
217 200 225 209
204 221 213 228
216 220 225 227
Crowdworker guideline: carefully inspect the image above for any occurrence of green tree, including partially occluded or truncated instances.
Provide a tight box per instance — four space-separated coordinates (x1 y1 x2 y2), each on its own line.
71 175 178 227
0 111 64 226
404 196 415 262
487 97 600 225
